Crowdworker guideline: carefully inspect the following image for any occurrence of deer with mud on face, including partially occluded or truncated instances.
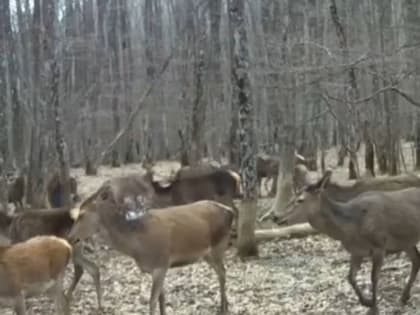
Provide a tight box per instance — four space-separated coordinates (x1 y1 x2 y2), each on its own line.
0 207 102 310
143 163 241 240
281 170 420 314
68 178 234 315
0 235 72 315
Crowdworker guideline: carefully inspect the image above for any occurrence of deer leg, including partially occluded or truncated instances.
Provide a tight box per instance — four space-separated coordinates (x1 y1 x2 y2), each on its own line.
368 250 384 314
348 254 373 307
263 177 270 196
52 274 70 315
14 292 27 315
268 175 277 197
158 290 166 315
205 251 228 314
401 247 420 304
149 268 167 315
69 246 102 309
66 259 83 302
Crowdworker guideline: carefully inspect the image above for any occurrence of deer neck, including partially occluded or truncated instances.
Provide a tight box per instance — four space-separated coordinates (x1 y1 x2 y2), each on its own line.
310 192 349 241
98 208 147 258
324 183 358 202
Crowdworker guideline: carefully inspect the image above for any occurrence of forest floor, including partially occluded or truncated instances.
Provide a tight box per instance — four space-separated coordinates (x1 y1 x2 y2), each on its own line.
2 143 420 315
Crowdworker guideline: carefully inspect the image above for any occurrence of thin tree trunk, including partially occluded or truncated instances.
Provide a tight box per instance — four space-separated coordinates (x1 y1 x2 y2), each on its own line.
229 0 258 258
329 0 360 179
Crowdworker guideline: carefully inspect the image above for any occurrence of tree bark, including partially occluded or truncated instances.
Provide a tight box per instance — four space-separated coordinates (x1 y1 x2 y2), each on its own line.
190 10 207 164
329 0 361 179
229 0 258 258
416 112 420 170
51 60 71 207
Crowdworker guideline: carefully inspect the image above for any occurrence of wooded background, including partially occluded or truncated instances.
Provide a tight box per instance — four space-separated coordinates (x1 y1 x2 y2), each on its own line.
1 0 420 205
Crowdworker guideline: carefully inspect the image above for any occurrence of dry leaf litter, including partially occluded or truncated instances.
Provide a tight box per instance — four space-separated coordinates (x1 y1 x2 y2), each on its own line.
1 160 419 315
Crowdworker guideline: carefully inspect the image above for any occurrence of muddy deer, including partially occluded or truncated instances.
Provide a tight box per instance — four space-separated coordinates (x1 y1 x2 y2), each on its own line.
281 170 420 314
0 235 72 315
68 180 234 315
0 208 102 310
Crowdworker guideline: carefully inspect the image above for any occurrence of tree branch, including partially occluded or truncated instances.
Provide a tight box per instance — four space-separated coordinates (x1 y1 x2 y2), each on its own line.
97 51 174 166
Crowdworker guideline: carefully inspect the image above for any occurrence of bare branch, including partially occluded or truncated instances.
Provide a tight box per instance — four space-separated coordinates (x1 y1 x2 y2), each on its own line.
97 52 174 166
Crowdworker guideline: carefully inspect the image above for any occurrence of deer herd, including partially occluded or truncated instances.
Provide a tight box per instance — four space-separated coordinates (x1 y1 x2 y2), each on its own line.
2 158 420 315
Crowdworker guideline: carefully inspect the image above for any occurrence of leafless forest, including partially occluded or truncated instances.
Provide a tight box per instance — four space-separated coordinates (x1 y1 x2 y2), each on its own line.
1 0 420 314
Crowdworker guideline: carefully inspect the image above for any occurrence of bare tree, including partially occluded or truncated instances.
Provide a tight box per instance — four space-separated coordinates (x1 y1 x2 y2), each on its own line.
229 0 258 257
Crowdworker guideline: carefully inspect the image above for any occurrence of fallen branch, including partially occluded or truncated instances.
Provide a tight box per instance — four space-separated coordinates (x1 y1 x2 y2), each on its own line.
258 195 296 222
255 223 318 241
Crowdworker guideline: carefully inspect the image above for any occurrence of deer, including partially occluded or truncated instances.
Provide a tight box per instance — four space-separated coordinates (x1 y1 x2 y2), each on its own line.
292 163 319 194
45 172 79 208
142 163 241 240
0 207 102 310
276 168 420 225
143 163 241 211
0 235 72 315
7 175 25 210
68 178 235 315
254 152 306 197
280 170 420 314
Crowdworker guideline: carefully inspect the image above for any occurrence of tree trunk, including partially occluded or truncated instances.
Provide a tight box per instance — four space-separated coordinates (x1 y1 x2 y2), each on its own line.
364 121 375 176
51 60 71 207
26 0 54 207
190 10 207 164
416 112 420 170
329 0 361 179
229 0 258 258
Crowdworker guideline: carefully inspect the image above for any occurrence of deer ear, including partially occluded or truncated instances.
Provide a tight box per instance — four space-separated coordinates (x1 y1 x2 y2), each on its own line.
70 207 80 220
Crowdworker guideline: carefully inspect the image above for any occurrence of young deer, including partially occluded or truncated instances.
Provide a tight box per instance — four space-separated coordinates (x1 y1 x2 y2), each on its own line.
0 235 72 315
284 170 420 314
68 183 234 315
0 208 102 309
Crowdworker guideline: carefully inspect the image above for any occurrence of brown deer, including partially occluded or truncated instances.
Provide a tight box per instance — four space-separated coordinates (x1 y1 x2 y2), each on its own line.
7 175 25 210
256 155 279 196
256 152 306 197
143 163 241 212
0 208 102 309
45 173 79 208
0 235 72 315
292 163 319 194
277 170 420 225
68 180 234 315
281 170 420 314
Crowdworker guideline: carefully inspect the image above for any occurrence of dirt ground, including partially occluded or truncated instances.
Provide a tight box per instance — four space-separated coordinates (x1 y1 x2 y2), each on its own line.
2 145 420 315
